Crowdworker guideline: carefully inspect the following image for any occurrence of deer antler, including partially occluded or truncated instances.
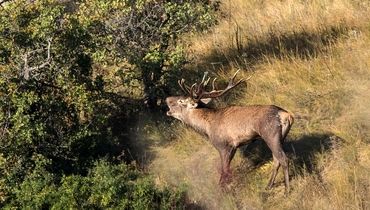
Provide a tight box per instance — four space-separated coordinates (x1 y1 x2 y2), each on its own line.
178 79 191 94
196 70 251 99
178 70 251 101
178 78 197 98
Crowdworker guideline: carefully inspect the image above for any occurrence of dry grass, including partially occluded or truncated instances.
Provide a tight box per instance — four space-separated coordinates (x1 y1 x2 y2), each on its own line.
142 0 370 209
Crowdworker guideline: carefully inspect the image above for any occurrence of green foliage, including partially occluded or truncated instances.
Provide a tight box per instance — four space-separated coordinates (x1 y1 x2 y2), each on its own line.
0 0 216 207
100 0 217 107
6 160 186 209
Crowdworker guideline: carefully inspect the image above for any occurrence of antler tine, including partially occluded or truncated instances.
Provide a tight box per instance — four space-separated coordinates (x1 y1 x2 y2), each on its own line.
230 74 252 88
178 79 186 93
226 69 248 88
231 69 240 81
203 77 211 87
228 69 243 85
200 71 213 87
212 78 217 91
196 70 246 99
178 78 192 95
199 72 210 90
190 83 197 99
192 72 211 99
244 75 253 81
201 71 208 84
197 77 210 96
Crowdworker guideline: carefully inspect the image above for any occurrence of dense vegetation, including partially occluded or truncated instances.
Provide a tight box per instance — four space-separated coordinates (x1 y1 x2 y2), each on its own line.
0 0 216 208
1 0 370 209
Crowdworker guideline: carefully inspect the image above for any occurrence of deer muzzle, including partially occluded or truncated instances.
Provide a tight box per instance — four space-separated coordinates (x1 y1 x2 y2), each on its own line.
166 110 172 116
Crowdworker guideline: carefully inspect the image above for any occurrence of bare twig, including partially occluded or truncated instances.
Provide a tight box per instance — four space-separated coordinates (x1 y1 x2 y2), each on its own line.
23 39 52 80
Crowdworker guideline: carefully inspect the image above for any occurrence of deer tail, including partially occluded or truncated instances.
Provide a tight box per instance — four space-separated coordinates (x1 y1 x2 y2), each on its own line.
279 111 294 142
287 112 294 127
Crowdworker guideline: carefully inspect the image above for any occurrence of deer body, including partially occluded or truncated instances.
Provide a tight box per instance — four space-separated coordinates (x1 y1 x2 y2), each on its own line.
166 71 294 191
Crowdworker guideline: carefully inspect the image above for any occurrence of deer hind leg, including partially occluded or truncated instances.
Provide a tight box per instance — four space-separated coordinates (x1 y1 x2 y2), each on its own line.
279 151 289 192
273 148 289 192
266 155 280 190
265 136 290 192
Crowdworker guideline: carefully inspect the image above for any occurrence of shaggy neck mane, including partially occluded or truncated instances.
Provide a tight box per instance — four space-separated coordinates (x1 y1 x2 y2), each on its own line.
184 108 213 136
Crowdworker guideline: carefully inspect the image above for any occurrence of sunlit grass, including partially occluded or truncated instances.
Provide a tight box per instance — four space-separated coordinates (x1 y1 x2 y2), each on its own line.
141 0 370 209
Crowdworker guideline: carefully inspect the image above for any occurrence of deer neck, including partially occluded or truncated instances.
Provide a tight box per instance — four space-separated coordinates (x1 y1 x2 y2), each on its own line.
184 108 213 136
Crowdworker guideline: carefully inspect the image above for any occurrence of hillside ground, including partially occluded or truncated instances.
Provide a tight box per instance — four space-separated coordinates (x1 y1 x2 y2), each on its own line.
131 0 370 209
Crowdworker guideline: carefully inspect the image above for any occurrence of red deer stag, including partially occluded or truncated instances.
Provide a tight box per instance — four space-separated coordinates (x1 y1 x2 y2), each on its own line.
165 71 294 191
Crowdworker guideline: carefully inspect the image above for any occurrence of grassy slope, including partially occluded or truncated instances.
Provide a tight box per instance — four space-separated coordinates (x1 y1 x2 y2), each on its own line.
142 0 370 209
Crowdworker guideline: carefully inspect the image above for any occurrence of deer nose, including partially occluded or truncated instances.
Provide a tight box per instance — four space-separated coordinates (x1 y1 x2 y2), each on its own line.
165 97 171 105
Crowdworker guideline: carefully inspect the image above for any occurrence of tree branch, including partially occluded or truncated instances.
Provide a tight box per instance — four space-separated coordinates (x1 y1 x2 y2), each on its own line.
23 39 52 80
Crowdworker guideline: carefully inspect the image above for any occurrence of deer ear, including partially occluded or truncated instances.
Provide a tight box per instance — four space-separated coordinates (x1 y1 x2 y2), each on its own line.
200 98 212 104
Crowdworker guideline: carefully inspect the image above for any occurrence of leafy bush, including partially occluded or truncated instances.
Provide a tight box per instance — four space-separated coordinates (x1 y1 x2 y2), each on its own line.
6 160 186 209
0 0 216 207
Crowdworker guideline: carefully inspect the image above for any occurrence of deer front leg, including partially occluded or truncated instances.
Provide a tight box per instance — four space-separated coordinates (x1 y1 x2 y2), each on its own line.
218 146 237 186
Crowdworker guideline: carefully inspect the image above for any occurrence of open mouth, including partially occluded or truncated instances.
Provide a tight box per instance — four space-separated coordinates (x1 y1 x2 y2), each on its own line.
166 110 172 116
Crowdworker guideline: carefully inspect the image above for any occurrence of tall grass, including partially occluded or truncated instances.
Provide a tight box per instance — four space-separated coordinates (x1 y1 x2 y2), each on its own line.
144 0 370 209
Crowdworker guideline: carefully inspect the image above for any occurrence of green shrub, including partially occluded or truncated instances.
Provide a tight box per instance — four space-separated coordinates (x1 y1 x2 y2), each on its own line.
6 160 186 209
0 0 216 207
